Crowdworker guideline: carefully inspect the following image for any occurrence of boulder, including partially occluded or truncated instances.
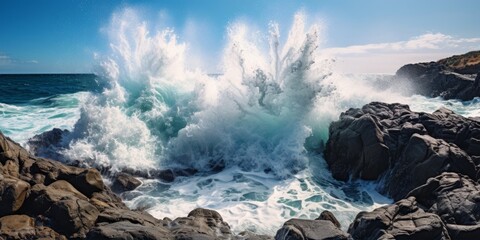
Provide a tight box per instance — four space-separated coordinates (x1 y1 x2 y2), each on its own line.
408 172 480 239
86 221 172 240
348 197 450 240
0 214 66 240
325 102 480 200
386 133 476 200
169 208 232 239
46 198 99 238
89 189 128 211
48 180 88 200
69 168 105 197
96 208 164 227
316 210 341 228
0 174 30 216
27 128 69 160
275 219 349 240
111 172 141 193
22 182 99 238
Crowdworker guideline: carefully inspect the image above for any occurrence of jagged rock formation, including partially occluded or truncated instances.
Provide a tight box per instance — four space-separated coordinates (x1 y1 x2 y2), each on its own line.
394 51 480 100
325 102 479 200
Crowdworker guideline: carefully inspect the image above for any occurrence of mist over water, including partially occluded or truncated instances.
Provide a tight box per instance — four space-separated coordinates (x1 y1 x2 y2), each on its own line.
2 8 480 234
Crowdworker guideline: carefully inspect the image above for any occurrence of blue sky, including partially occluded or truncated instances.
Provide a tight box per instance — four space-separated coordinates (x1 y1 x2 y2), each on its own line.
1 0 479 73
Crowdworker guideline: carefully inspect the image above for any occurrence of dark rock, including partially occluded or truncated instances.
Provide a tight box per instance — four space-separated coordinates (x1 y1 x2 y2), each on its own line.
408 172 480 239
69 168 105 197
86 221 172 240
122 168 176 183
316 210 341 228
27 128 69 160
111 172 141 193
0 174 30 216
46 197 99 238
24 157 84 185
96 208 164 227
170 208 232 239
325 102 479 200
22 182 99 238
348 197 450 240
394 57 480 100
235 231 273 240
275 219 350 240
0 214 66 240
89 189 128 211
386 133 476 200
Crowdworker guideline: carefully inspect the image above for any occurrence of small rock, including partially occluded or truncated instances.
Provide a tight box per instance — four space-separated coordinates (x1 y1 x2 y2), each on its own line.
316 210 341 228
70 168 105 197
275 219 349 240
111 172 141 193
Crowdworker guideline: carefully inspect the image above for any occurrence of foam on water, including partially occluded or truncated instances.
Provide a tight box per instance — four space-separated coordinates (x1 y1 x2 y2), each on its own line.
121 157 391 234
0 92 89 144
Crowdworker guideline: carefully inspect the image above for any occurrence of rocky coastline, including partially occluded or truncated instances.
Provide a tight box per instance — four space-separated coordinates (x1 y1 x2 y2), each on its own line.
1 101 480 239
393 51 480 100
325 102 480 240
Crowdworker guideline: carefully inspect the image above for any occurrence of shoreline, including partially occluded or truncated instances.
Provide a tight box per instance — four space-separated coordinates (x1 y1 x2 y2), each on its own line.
1 101 480 239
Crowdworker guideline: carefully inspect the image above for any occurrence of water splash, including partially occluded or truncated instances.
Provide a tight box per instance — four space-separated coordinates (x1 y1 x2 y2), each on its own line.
56 10 338 178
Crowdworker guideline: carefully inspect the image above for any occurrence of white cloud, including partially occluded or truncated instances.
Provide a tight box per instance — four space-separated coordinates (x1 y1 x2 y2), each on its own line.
323 33 480 74
0 54 13 66
0 52 38 67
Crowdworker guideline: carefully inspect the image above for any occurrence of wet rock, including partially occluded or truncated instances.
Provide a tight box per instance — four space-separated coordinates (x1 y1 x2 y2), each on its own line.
27 128 69 159
86 221 172 240
386 133 476 200
122 168 176 183
46 197 99 238
96 208 164 227
408 172 480 239
316 210 341 228
348 197 450 240
89 189 128 211
25 157 83 185
170 208 232 239
0 174 30 216
0 214 66 240
275 219 350 240
235 231 274 240
111 172 141 193
325 102 480 200
22 182 99 238
70 168 105 197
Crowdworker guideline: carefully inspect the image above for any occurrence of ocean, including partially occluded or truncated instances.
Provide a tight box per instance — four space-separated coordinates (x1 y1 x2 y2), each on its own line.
1 13 480 235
